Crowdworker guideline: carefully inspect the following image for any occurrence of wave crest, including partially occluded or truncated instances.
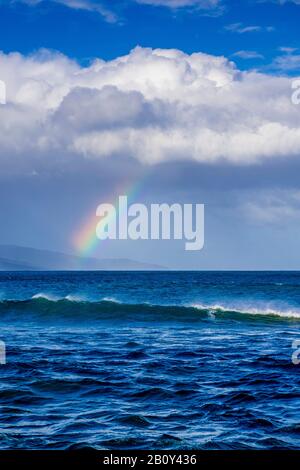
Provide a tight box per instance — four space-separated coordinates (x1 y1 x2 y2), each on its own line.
0 296 299 322
192 303 300 319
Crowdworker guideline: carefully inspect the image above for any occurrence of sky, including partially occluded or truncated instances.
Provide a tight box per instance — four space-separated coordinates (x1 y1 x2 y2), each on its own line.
0 0 300 269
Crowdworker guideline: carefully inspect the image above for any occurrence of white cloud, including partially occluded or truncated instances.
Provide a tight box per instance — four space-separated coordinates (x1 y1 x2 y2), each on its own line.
225 23 274 34
232 50 264 59
267 47 300 72
0 46 300 173
279 47 298 54
134 0 221 9
271 52 300 71
274 0 300 4
244 191 300 224
11 0 222 19
12 0 118 22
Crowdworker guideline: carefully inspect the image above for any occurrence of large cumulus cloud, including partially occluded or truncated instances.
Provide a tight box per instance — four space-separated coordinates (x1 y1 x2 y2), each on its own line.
0 46 299 175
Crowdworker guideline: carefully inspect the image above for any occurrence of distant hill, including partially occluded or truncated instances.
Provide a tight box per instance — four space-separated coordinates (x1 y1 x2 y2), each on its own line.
0 245 166 271
0 256 38 271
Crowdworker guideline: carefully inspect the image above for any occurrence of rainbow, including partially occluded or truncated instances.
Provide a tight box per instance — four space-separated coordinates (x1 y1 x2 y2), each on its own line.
73 180 144 257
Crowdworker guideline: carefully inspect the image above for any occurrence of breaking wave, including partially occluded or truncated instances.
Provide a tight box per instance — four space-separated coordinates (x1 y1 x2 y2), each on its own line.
0 295 299 322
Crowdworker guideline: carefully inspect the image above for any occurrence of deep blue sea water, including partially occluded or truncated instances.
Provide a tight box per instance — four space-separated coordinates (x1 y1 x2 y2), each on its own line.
0 271 300 450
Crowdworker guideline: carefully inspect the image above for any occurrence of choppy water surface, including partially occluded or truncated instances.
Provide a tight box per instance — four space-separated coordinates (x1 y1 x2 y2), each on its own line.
0 271 300 449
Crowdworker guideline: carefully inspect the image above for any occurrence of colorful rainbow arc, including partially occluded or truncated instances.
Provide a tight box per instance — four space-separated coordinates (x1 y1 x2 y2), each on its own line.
73 181 144 257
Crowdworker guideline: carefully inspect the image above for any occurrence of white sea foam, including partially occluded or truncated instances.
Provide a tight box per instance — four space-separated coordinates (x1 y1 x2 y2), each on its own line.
102 297 122 304
65 294 86 302
32 293 60 301
192 302 300 319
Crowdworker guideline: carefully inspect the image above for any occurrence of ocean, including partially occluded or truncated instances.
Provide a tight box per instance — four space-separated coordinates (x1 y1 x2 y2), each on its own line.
0 271 300 450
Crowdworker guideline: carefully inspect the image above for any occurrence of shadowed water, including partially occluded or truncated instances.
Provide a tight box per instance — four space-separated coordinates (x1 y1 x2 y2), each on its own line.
0 271 300 449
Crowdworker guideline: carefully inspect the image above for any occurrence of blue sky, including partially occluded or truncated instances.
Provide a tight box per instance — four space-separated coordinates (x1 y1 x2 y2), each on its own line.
0 0 300 269
0 0 299 71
